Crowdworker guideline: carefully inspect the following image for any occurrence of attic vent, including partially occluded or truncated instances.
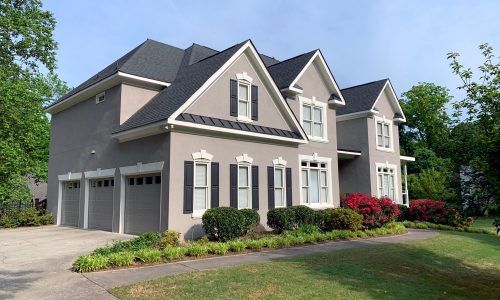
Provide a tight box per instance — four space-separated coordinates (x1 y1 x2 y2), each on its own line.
95 92 105 104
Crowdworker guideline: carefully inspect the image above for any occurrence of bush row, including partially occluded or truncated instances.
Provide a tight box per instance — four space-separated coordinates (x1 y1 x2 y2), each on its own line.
402 221 496 235
202 208 260 241
341 193 400 229
0 208 53 228
73 223 406 272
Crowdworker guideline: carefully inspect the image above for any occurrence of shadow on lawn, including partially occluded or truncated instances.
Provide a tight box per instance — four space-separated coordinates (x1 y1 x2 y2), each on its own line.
293 235 500 299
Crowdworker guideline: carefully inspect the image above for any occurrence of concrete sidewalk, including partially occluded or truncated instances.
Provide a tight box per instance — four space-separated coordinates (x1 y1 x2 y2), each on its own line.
85 229 438 290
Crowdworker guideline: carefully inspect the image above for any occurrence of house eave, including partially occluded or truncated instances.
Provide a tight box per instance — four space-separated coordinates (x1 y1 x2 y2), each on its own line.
336 109 379 122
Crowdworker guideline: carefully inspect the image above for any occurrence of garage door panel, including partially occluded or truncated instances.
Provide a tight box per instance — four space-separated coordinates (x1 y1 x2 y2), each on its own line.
61 181 80 227
88 178 114 231
125 174 161 235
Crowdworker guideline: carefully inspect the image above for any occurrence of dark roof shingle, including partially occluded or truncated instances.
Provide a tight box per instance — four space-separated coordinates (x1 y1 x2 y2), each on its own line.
337 79 388 115
267 50 316 90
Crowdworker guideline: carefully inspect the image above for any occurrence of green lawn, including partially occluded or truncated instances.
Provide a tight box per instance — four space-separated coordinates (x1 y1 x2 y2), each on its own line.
472 216 497 233
110 232 500 300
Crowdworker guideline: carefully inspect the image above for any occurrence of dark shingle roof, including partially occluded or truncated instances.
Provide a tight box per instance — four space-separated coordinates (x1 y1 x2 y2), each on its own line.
267 50 317 90
48 39 184 108
180 43 219 68
337 79 388 115
177 113 302 139
116 41 247 133
260 54 280 66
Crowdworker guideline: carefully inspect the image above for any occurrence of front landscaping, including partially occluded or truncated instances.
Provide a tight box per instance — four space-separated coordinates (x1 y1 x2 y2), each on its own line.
109 231 500 299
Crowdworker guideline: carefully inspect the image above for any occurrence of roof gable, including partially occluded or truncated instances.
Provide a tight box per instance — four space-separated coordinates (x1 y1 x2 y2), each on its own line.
267 50 316 90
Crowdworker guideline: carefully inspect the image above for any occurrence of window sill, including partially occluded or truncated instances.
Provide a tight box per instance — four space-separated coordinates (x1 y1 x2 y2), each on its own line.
191 210 206 219
301 203 335 210
376 147 394 153
237 116 253 123
307 136 329 143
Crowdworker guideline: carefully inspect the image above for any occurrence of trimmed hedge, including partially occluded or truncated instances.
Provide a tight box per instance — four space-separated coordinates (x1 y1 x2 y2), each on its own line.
291 205 317 227
321 208 363 231
202 207 245 242
240 208 260 234
402 221 497 235
267 207 296 233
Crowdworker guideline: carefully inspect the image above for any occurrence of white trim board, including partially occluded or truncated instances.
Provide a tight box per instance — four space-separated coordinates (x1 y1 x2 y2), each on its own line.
84 168 116 179
371 80 406 122
289 50 346 106
336 110 379 122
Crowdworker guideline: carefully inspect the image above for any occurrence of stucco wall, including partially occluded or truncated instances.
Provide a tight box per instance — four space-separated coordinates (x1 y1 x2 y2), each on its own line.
120 84 159 125
47 84 170 232
186 53 291 131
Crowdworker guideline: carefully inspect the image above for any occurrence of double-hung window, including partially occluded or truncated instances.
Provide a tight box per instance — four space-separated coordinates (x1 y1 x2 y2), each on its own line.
300 97 327 141
375 116 392 151
194 162 210 211
238 82 250 119
274 166 285 207
301 161 329 205
377 165 396 201
238 165 251 209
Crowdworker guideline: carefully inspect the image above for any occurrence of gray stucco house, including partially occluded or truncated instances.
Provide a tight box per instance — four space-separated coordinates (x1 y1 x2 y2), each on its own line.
46 39 414 238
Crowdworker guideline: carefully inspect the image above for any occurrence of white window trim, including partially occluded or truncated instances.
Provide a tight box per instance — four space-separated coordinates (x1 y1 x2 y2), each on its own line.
298 153 334 208
375 161 399 203
236 76 252 123
273 157 287 208
235 153 253 209
95 92 105 104
118 161 164 233
191 150 213 218
374 115 394 152
298 96 328 142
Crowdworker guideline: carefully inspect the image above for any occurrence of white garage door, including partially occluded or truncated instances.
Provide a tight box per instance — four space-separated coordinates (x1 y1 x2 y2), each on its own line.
88 178 114 231
124 174 161 235
61 181 80 227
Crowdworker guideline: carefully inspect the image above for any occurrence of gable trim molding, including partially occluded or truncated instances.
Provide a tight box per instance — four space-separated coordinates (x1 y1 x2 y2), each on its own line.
166 41 308 142
289 50 346 107
371 80 406 123
336 109 380 122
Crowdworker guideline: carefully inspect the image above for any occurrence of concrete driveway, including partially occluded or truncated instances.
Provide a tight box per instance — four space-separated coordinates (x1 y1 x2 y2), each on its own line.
0 226 133 300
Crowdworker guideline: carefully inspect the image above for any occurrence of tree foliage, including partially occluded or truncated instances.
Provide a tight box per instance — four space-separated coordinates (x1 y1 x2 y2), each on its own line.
0 0 68 205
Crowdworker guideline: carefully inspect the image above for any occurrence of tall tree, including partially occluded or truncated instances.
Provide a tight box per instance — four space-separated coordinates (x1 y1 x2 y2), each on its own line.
399 83 453 156
447 43 500 213
0 0 67 205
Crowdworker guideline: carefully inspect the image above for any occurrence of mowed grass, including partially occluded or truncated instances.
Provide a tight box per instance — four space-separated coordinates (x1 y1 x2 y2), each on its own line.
110 232 500 300
472 216 497 233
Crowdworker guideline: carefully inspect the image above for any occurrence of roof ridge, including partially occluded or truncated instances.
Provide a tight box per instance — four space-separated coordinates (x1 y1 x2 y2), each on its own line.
190 43 219 53
144 38 185 51
187 40 247 66
341 78 388 91
267 49 317 67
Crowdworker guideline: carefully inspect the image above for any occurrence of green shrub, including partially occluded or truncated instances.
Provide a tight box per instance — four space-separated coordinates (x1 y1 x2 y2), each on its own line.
107 252 135 267
0 208 54 228
289 224 320 236
207 242 229 255
186 243 209 257
73 254 109 272
313 232 328 242
287 235 306 246
415 222 429 229
134 249 162 263
227 240 246 252
397 204 410 221
260 237 279 248
202 207 245 241
291 205 317 227
272 236 290 247
322 208 363 231
162 246 187 260
158 230 181 249
245 239 265 250
267 207 296 233
240 208 260 234
356 231 367 238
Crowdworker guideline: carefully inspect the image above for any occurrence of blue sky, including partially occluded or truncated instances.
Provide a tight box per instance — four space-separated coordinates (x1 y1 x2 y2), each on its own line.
44 0 499 102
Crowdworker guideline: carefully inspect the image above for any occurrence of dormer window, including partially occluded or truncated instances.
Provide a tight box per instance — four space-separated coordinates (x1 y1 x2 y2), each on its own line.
95 92 105 104
238 82 250 119
375 116 393 152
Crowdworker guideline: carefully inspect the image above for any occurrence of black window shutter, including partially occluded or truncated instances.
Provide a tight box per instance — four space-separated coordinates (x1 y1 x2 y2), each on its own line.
286 168 292 207
211 162 219 208
252 166 259 210
267 166 275 209
251 85 258 121
183 161 194 214
230 164 237 208
230 79 238 117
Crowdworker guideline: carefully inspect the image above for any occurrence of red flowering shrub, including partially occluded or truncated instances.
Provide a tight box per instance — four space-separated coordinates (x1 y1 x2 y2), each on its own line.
341 193 400 229
409 200 462 226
